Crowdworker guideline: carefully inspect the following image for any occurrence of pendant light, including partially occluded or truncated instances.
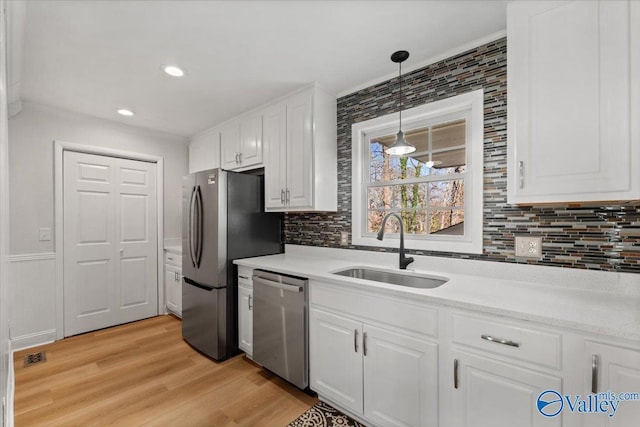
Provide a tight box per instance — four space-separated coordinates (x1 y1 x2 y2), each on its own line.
385 50 416 156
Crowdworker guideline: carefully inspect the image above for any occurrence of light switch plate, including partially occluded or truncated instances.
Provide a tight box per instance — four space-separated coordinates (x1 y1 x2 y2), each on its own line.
39 227 52 241
515 236 542 259
340 232 349 246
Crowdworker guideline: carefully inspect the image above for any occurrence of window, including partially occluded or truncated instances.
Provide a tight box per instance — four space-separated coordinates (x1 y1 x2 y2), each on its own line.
351 90 483 254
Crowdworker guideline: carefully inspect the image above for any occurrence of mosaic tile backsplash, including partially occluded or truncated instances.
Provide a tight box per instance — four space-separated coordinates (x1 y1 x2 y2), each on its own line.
284 37 640 273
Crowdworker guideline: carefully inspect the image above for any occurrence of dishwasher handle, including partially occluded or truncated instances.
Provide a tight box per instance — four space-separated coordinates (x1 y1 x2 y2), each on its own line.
253 276 302 293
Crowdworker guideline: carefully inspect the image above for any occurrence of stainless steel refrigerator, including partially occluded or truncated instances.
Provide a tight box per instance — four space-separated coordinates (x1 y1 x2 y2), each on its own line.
181 168 282 361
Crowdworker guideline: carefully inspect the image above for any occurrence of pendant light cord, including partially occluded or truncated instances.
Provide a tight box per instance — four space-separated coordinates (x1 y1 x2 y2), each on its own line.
399 61 402 131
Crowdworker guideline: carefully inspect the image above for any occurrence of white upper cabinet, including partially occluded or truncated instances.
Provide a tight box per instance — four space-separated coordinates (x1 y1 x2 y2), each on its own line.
220 112 263 171
188 127 220 173
263 102 288 208
507 0 640 204
264 83 337 212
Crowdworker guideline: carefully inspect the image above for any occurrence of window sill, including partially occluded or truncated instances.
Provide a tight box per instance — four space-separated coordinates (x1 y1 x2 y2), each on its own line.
352 234 482 255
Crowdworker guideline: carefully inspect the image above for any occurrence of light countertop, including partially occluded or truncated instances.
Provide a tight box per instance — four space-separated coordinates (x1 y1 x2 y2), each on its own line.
234 245 640 342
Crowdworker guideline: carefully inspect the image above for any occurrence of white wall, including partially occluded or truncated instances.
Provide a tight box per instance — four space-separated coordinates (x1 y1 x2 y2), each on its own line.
9 101 188 254
0 1 11 424
6 101 187 348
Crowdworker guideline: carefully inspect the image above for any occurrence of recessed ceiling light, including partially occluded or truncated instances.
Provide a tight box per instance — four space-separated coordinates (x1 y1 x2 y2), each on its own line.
163 65 185 77
117 109 135 116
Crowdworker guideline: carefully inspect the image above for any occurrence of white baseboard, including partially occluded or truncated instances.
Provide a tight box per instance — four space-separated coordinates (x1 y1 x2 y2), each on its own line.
10 330 56 352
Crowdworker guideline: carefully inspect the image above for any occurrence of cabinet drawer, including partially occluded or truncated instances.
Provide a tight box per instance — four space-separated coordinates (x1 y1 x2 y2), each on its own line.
311 280 438 338
164 251 181 267
238 266 253 288
452 312 561 370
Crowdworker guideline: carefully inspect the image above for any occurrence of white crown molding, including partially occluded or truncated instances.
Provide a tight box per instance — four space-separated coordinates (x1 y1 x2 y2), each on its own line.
336 29 507 98
8 252 55 262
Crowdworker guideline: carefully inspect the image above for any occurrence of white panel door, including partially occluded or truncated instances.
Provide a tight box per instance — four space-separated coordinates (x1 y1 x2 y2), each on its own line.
310 308 364 415
584 342 640 427
452 350 562 427
263 102 287 210
64 151 157 336
508 0 637 203
286 90 313 209
64 151 116 335
115 157 157 324
363 325 439 427
238 284 253 356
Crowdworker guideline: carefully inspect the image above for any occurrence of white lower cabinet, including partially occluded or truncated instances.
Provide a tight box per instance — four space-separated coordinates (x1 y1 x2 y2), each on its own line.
583 341 640 427
363 324 439 427
451 350 562 427
310 309 364 414
164 264 182 317
238 284 253 357
310 307 439 427
237 266 254 358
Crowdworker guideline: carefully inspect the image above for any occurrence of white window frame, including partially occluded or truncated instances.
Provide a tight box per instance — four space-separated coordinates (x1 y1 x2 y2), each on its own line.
351 89 484 254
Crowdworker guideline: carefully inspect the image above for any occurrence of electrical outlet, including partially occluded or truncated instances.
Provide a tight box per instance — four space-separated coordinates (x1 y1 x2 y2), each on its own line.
515 236 542 259
39 227 52 241
340 232 349 246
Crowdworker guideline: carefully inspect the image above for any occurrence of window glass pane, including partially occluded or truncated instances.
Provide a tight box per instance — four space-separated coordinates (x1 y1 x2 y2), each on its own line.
369 138 430 182
428 180 464 208
429 209 464 235
432 119 465 151
368 185 427 210
367 210 428 235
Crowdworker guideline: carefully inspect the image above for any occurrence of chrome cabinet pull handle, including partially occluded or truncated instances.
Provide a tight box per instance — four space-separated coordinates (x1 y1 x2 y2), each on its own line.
238 152 242 163
519 161 524 189
481 334 520 348
363 332 368 356
454 359 459 389
248 295 253 310
281 189 285 204
286 188 290 204
354 329 358 353
592 354 599 394
238 275 249 280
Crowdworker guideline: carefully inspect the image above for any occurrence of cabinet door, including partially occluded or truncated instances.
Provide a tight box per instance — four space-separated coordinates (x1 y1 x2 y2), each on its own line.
220 120 240 170
239 112 263 168
452 350 562 427
584 342 640 427
189 127 220 173
363 325 438 427
310 308 364 415
507 0 638 203
286 90 314 209
238 285 253 356
165 264 179 314
263 103 287 210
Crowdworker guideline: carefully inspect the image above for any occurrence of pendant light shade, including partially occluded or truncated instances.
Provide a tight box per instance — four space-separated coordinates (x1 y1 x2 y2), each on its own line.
386 50 416 156
386 130 415 156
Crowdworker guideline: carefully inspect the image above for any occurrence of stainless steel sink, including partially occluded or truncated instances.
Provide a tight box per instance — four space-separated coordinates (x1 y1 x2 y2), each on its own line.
332 267 448 289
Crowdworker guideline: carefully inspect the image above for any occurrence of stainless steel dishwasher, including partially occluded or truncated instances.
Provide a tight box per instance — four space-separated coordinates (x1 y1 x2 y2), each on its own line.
252 269 308 389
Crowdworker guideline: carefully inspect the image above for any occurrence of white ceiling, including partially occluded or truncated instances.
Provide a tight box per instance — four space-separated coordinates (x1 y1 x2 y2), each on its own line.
19 1 506 137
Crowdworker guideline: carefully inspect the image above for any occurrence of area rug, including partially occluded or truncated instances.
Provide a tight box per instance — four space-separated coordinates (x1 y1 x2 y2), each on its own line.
288 401 366 427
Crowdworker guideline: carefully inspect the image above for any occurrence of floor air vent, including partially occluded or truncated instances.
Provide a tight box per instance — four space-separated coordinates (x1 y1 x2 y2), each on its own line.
23 351 47 367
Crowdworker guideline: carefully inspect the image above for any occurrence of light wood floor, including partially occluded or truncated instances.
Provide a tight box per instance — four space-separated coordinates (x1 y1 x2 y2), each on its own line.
13 315 317 426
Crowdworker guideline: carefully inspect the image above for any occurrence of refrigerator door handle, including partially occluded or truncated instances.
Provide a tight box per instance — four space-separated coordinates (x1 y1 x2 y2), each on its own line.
194 185 204 268
188 186 196 267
